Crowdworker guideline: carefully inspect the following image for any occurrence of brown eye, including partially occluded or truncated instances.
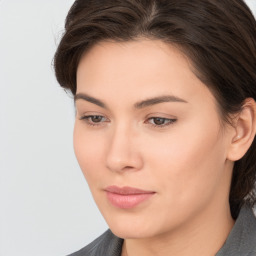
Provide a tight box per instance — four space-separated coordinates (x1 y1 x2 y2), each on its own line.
90 115 103 123
153 117 166 125
147 117 177 128
79 115 109 127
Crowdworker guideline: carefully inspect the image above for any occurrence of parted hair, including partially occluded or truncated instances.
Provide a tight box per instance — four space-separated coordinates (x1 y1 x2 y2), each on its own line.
54 0 256 219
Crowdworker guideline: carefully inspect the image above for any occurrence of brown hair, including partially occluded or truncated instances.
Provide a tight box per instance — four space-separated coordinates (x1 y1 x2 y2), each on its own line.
54 0 256 219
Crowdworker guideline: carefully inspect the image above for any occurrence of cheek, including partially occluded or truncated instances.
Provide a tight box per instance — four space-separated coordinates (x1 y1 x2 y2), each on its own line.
73 122 106 182
143 118 226 203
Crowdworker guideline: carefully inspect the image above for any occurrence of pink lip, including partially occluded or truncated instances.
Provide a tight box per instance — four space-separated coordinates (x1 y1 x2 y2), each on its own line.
104 186 155 209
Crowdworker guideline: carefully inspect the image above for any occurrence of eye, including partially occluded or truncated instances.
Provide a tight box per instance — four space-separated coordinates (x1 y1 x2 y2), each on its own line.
146 117 177 128
79 115 109 126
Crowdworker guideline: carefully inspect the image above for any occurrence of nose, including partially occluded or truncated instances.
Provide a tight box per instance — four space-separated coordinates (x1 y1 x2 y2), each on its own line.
106 125 143 173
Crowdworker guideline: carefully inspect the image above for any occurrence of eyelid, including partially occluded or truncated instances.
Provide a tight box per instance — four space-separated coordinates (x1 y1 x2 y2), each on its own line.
145 116 177 128
78 113 110 127
78 112 177 129
76 110 107 119
145 112 178 129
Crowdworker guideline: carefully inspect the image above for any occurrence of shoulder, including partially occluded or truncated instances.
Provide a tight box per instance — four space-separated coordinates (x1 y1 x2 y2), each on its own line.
216 205 256 256
67 229 123 256
238 206 256 254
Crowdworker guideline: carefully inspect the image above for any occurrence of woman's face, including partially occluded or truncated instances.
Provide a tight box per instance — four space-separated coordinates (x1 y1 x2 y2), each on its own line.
74 39 234 239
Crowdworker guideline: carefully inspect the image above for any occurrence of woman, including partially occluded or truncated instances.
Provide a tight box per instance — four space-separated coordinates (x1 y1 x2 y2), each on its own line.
54 0 256 255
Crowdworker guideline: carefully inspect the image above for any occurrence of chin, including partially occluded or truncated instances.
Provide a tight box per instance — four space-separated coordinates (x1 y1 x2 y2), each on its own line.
103 211 165 239
110 225 153 240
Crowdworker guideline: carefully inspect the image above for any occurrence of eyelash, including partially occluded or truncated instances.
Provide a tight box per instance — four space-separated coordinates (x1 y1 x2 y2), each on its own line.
79 115 177 128
147 117 177 128
79 115 109 127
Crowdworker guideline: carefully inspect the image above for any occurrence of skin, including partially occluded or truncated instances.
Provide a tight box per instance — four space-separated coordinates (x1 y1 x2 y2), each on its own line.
74 39 256 256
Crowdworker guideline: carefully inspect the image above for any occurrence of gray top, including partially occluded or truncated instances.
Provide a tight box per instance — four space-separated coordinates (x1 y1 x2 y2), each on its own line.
68 206 256 256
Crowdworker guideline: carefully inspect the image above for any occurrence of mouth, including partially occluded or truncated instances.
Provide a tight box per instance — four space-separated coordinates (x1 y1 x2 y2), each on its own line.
104 186 156 209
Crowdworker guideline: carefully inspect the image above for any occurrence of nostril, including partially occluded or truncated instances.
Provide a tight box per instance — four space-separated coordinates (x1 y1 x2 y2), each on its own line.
122 166 135 171
106 156 143 173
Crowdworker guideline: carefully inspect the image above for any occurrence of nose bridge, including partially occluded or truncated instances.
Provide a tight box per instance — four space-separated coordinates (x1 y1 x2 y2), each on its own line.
106 121 142 172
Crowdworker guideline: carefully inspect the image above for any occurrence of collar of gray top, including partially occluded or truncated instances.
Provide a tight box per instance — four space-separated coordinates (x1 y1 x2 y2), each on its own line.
216 205 256 256
68 205 256 256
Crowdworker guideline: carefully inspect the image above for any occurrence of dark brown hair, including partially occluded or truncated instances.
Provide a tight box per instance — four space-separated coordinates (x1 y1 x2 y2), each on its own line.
54 0 256 219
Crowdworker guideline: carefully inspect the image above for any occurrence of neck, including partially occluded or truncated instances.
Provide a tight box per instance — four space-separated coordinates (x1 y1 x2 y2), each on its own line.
122 203 234 256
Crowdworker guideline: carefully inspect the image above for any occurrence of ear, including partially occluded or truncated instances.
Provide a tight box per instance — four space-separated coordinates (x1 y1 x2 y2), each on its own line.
227 98 256 161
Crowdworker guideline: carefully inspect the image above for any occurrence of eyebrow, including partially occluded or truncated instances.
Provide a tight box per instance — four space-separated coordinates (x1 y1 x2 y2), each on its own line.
74 93 107 108
134 95 188 109
74 93 188 109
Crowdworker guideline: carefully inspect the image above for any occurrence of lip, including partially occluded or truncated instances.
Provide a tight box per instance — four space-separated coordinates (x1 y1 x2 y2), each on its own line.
104 186 155 209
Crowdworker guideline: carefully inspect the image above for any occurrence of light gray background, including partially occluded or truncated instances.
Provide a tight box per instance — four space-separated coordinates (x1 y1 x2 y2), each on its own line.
0 1 256 255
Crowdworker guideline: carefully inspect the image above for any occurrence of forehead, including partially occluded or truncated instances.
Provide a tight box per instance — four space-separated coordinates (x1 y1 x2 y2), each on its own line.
76 39 216 109
77 39 190 82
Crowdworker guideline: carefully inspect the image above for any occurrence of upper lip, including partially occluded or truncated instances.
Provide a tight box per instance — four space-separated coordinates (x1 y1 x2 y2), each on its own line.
104 186 155 195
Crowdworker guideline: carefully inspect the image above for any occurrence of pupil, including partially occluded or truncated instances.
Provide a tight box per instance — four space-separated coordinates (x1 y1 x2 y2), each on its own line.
92 116 102 122
154 118 165 125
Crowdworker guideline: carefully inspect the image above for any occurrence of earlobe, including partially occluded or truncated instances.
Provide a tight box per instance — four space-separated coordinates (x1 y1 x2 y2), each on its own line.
227 98 256 161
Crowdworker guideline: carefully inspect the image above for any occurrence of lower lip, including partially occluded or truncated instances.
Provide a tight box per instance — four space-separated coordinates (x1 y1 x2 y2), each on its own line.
106 191 155 209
